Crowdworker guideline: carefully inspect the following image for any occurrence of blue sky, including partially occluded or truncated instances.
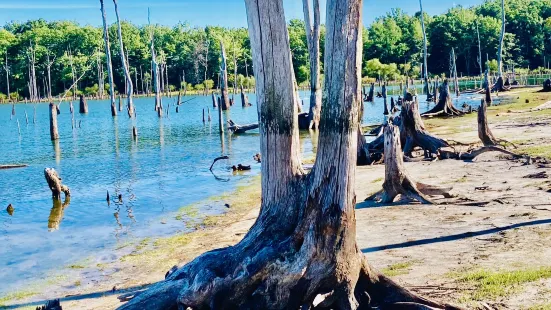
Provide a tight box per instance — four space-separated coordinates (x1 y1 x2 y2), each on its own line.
0 0 483 28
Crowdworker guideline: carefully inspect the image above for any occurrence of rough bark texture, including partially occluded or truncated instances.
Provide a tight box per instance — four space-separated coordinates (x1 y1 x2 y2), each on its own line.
220 42 231 111
478 99 498 146
100 0 116 109
44 168 70 199
49 103 59 141
117 1 459 309
303 0 322 130
403 98 450 157
113 0 134 116
422 80 464 117
379 123 434 204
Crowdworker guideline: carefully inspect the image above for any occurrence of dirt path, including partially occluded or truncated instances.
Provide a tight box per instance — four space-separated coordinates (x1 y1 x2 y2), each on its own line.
3 89 551 310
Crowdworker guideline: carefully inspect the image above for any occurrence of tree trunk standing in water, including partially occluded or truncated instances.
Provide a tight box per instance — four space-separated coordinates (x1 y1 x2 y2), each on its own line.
495 0 506 91
117 0 458 309
233 46 238 95
100 0 116 109
49 103 59 140
303 0 322 130
113 0 134 117
452 48 459 97
4 54 9 100
419 0 429 97
79 94 88 114
219 41 230 110
148 8 162 112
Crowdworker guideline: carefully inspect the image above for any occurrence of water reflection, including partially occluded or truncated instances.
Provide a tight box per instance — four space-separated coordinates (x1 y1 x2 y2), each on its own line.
52 139 61 164
48 196 71 231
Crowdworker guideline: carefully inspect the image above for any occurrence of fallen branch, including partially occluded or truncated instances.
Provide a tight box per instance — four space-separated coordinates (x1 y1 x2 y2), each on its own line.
0 164 28 170
209 156 229 171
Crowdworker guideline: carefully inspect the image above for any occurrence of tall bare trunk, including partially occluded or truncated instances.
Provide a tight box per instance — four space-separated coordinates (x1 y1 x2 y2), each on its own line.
113 0 134 116
419 0 429 96
476 22 483 79
497 0 505 78
149 8 161 112
452 48 459 97
303 0 322 130
219 42 230 110
100 0 116 108
4 54 9 100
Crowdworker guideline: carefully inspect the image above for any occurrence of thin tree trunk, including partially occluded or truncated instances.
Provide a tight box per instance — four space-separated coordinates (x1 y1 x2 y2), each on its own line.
419 0 429 96
4 54 9 100
113 0 134 116
101 0 116 109
497 0 505 80
219 41 230 110
452 48 459 97
149 8 161 112
303 0 322 130
476 22 483 79
49 103 59 140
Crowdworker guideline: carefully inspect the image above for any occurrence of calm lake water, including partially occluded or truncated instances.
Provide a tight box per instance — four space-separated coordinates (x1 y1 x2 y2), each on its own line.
0 88 484 295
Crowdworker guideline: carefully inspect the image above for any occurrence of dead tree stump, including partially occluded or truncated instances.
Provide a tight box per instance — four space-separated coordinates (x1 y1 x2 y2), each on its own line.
382 82 389 115
49 103 59 141
240 85 250 107
402 98 449 157
422 79 464 117
79 94 88 114
543 79 551 92
111 99 117 116
44 168 70 199
375 123 439 204
478 99 498 146
484 70 492 105
366 82 374 102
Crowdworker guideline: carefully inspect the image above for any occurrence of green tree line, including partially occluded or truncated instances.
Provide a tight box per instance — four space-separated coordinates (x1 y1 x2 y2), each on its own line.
0 0 550 100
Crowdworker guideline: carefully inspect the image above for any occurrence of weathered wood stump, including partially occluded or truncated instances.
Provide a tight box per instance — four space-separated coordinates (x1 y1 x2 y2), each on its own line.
111 99 117 116
367 123 451 204
366 82 374 102
478 99 498 146
49 103 59 141
544 79 551 92
44 168 70 199
402 98 449 157
240 85 251 107
422 79 464 117
79 94 88 114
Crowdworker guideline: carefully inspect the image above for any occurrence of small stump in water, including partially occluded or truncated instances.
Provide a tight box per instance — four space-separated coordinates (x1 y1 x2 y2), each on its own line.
44 168 70 199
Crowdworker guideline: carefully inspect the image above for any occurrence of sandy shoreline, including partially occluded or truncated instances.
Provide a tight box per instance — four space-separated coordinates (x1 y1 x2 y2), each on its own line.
3 88 551 309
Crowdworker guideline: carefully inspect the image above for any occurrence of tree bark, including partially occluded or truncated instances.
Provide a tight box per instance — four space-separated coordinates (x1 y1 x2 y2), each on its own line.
44 168 70 199
49 103 59 140
419 0 429 97
149 9 162 112
117 1 459 309
113 0 134 116
220 42 231 110
422 79 464 117
403 98 449 157
303 0 322 130
478 98 498 146
100 0 116 109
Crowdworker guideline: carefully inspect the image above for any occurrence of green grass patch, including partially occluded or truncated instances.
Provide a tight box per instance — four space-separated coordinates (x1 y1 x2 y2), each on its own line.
0 291 37 307
382 261 416 277
453 266 551 301
529 303 551 310
456 176 468 183
371 177 384 184
519 144 551 159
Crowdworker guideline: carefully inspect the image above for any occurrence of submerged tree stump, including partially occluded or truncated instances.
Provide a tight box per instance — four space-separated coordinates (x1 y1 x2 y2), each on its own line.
111 99 117 116
44 168 70 199
49 103 59 141
366 82 374 102
240 86 251 107
478 99 498 146
79 94 88 114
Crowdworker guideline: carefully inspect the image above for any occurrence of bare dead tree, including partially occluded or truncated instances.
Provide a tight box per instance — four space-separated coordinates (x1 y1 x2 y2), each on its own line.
148 8 162 112
113 0 134 116
494 0 507 92
116 1 459 309
452 47 459 97
303 0 322 130
3 54 9 100
100 0 116 110
45 52 56 100
219 41 230 110
419 0 430 97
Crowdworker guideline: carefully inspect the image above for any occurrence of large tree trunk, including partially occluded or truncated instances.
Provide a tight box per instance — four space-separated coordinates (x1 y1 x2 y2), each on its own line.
117 1 459 309
402 98 449 157
303 0 322 130
100 0 116 110
220 42 231 111
113 0 134 116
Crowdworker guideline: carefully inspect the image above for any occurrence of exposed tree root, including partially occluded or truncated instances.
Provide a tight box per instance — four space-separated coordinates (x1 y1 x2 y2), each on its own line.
365 123 452 205
421 80 465 117
439 146 523 161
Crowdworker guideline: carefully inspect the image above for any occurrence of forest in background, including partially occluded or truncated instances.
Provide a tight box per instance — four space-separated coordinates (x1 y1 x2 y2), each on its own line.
0 0 550 100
